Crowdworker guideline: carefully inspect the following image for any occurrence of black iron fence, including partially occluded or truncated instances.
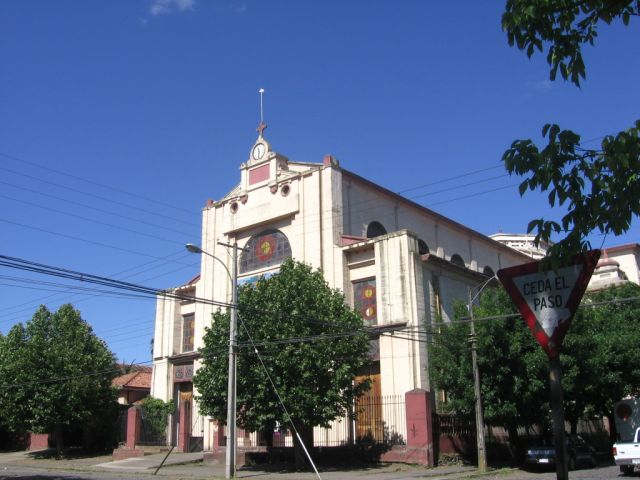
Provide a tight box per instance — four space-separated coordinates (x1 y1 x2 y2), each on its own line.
433 412 475 437
115 406 128 446
137 407 167 446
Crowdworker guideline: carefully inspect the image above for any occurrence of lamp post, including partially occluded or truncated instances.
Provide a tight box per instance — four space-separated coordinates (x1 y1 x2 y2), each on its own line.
185 241 241 479
467 275 496 473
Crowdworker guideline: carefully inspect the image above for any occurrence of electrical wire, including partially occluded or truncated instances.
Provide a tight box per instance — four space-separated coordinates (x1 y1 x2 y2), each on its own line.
0 151 195 215
0 218 196 263
0 164 199 227
0 193 187 246
0 179 195 237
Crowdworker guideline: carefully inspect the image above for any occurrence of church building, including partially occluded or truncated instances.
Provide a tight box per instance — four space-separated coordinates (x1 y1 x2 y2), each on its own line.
150 124 531 452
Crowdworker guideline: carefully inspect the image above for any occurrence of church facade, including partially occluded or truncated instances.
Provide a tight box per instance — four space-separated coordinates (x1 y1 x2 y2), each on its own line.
150 126 531 451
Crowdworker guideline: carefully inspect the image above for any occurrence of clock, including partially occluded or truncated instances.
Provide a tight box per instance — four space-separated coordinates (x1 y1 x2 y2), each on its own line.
252 143 266 160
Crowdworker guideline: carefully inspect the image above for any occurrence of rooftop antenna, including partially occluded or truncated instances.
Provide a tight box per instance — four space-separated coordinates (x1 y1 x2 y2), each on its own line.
257 88 267 137
259 88 265 124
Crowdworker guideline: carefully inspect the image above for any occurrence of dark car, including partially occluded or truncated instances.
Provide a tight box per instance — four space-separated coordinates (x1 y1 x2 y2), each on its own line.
524 434 597 470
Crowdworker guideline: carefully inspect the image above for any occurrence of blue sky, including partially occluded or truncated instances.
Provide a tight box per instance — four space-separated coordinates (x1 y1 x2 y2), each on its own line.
1 0 638 364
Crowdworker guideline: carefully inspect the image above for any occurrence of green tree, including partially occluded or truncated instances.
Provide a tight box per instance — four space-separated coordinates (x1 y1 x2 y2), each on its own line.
194 259 371 469
430 287 549 451
562 282 640 435
430 283 640 449
0 304 117 456
501 0 640 261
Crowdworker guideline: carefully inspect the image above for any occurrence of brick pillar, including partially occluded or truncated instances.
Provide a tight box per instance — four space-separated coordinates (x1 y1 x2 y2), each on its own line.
28 433 50 450
211 420 224 451
405 389 434 466
178 400 190 452
126 407 140 449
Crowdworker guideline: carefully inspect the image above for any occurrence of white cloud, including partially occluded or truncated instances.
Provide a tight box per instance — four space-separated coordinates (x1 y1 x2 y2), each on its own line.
150 0 196 16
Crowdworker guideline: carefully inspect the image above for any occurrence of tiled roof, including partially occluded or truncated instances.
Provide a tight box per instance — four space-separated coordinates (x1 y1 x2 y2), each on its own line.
112 370 151 390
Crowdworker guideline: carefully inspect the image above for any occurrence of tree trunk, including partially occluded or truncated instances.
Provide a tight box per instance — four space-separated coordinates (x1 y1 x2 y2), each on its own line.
262 424 274 448
507 424 521 465
54 424 64 458
607 413 617 444
570 419 578 435
292 424 314 471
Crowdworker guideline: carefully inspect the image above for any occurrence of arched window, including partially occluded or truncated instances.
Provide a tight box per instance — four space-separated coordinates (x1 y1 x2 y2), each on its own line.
366 221 387 239
450 254 465 268
239 229 292 274
483 266 495 277
418 239 429 255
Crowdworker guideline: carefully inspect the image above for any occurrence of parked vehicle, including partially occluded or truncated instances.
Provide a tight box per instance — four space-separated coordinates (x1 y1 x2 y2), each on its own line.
613 398 640 476
524 434 597 470
613 426 640 476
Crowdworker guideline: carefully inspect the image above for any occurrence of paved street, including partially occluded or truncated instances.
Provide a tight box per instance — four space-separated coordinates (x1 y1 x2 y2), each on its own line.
0 465 630 479
0 448 631 480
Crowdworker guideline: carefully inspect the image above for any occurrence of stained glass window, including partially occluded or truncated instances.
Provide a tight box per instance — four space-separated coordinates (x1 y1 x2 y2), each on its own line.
182 314 195 352
353 278 377 326
239 229 292 274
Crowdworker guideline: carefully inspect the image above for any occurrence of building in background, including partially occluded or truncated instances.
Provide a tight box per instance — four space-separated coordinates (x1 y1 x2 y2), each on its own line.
588 243 640 291
489 232 551 260
491 234 639 292
112 365 152 405
151 126 531 452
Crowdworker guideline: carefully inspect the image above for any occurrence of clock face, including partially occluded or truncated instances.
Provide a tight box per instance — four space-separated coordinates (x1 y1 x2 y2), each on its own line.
252 143 265 160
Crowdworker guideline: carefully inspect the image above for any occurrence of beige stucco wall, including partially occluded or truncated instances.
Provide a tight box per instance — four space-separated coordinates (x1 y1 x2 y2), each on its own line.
151 144 535 451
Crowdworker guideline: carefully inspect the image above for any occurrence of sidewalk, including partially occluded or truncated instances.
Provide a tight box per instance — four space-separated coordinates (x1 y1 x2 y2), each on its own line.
0 449 503 479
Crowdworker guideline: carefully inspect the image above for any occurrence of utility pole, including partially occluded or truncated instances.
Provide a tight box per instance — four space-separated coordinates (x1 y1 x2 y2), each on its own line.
468 288 487 473
185 241 243 479
549 355 568 480
219 240 239 480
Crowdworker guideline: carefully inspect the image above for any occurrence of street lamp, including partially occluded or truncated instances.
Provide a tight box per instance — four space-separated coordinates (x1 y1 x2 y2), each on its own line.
185 241 241 480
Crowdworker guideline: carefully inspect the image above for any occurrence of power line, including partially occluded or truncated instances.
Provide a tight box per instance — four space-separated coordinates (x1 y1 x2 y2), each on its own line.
0 179 195 237
0 218 197 263
2 291 638 389
0 361 154 391
0 250 190 316
0 151 195 215
0 193 186 246
428 184 520 207
0 164 199 227
398 164 504 194
409 174 509 200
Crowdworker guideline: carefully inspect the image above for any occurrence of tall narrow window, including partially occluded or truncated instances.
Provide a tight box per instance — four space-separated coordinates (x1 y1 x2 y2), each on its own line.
353 278 377 326
431 275 442 319
182 314 195 353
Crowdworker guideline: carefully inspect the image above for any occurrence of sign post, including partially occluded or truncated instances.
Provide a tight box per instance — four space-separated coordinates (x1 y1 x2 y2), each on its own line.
497 250 600 480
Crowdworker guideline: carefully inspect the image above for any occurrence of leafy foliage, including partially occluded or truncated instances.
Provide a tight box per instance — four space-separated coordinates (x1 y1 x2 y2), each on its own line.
503 0 639 86
194 259 371 462
503 121 640 261
0 304 118 455
501 0 640 261
139 397 174 438
562 282 640 430
430 287 549 437
430 284 640 439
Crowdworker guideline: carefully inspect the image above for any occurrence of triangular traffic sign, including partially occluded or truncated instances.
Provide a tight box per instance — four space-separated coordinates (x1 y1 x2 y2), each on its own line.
497 250 600 358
